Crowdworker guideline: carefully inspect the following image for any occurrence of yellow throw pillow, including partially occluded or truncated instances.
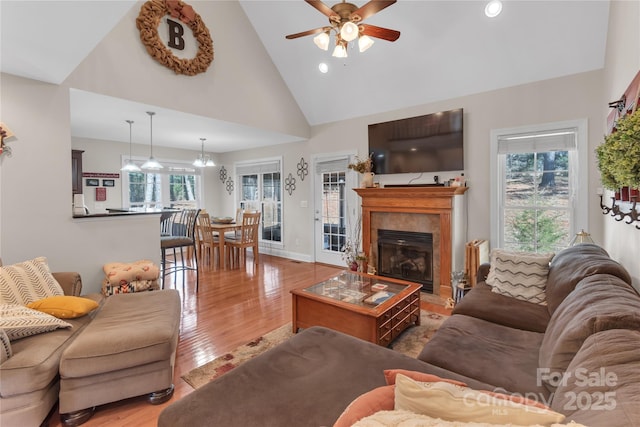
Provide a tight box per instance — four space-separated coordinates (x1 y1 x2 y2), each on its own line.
27 296 99 319
394 374 566 425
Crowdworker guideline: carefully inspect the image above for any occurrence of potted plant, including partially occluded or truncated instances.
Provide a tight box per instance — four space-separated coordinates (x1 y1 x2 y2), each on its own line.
348 153 375 188
596 108 640 197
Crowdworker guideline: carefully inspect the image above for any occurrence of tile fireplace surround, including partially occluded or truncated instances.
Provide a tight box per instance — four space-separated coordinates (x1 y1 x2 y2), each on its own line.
354 186 469 299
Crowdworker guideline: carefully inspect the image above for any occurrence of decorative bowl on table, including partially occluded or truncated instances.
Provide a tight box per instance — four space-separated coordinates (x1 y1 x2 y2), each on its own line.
213 217 234 224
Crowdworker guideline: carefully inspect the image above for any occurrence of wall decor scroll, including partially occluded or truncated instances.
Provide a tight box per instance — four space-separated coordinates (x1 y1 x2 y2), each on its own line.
136 0 213 76
219 165 227 183
225 177 234 195
297 157 309 181
285 173 296 196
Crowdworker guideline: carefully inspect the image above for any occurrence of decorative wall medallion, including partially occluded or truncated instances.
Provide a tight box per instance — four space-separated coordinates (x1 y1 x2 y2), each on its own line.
219 165 227 182
297 157 309 181
136 0 214 76
285 173 296 196
225 177 234 195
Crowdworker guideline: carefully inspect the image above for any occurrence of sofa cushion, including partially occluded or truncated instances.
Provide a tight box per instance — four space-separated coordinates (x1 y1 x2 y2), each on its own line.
550 329 640 427
27 295 99 319
393 374 565 424
59 290 181 378
0 314 91 396
486 249 554 305
452 282 550 332
539 274 640 392
545 244 632 316
0 304 72 341
158 326 497 427
0 257 64 305
417 314 549 399
0 329 12 362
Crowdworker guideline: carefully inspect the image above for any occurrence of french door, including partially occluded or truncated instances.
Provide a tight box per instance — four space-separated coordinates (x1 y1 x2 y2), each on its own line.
313 155 358 266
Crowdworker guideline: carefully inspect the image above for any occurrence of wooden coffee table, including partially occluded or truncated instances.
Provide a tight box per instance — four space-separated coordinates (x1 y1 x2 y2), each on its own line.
291 271 421 346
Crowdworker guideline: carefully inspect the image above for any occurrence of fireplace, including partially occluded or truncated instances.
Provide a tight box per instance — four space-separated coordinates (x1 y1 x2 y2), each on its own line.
377 229 433 293
354 186 468 298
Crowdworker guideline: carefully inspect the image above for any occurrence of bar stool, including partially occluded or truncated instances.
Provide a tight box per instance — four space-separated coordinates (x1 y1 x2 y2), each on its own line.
161 209 200 291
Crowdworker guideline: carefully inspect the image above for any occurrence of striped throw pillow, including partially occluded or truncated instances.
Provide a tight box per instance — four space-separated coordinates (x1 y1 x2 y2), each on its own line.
486 249 554 305
0 257 64 305
0 304 72 341
0 329 12 362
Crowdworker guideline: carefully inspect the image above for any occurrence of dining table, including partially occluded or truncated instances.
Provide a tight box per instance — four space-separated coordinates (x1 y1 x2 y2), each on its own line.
207 221 242 269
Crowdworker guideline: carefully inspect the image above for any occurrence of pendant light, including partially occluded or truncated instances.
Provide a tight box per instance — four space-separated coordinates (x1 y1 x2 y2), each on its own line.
141 111 163 170
193 137 215 167
121 120 141 172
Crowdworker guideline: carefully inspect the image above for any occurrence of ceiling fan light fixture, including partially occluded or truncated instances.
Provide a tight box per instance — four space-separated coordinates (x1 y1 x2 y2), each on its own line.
358 35 374 52
332 41 348 58
340 21 359 42
313 31 330 50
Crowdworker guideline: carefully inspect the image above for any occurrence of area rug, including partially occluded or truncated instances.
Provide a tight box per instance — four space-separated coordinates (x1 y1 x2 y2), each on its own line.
182 310 448 389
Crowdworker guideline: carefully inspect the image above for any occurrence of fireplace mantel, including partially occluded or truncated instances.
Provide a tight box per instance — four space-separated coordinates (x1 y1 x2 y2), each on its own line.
354 186 468 298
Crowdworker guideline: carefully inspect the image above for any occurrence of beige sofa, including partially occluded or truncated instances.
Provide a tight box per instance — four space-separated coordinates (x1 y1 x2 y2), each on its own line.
0 262 181 427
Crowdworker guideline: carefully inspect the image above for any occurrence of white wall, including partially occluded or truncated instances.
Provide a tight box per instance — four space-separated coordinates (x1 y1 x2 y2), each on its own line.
601 0 640 287
0 74 161 291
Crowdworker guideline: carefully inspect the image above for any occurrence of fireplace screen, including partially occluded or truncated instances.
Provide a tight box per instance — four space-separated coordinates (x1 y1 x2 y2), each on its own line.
377 229 433 292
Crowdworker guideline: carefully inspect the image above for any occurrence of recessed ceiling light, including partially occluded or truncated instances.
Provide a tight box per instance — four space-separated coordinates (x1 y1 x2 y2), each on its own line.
485 0 502 18
319 63 328 73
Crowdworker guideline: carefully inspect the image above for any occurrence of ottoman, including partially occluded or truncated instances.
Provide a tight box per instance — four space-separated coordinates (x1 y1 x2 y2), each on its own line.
58 289 181 426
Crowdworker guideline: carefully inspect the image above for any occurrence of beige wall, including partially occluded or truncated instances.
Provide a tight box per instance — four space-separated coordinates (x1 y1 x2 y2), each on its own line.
601 0 640 286
1 1 638 292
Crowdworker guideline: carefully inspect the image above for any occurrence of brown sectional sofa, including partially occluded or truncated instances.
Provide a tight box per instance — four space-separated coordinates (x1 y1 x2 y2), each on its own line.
159 244 640 427
0 269 181 427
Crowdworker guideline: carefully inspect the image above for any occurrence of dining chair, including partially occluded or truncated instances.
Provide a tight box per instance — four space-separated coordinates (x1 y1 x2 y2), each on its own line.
225 211 261 269
196 212 220 270
161 208 200 291
224 207 244 240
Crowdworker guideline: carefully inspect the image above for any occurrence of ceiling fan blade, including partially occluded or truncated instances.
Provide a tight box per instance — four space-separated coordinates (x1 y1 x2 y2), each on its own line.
360 24 400 42
285 27 328 40
305 0 339 19
351 0 396 22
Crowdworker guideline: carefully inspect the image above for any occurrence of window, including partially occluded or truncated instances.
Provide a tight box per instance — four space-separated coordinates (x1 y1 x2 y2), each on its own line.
490 120 588 253
122 159 202 210
236 158 282 244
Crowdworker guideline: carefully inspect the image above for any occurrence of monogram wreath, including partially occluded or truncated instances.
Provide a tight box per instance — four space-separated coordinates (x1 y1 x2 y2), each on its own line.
136 0 214 76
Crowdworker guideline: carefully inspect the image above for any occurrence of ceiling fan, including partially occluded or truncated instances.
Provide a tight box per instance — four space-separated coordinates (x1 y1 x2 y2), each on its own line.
285 0 400 58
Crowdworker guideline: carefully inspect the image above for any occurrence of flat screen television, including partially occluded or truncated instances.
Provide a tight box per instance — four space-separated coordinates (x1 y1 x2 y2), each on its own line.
368 108 464 175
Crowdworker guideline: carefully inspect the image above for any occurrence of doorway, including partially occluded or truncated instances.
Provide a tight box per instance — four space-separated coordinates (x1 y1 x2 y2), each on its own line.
313 154 357 266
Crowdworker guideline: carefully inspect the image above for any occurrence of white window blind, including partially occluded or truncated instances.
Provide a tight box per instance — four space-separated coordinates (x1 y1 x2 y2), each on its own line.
497 129 577 154
236 160 281 176
315 158 348 174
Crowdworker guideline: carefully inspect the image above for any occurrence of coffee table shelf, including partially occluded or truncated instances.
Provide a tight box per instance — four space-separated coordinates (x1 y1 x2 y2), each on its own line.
291 271 421 346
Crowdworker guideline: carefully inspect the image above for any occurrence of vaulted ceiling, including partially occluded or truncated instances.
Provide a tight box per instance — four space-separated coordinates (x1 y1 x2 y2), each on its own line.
0 1 610 152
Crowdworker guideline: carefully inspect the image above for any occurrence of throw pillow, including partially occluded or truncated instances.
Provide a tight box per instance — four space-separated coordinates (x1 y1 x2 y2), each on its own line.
0 257 64 305
0 303 72 341
352 410 588 427
485 249 554 305
333 385 395 427
383 369 467 387
394 374 565 425
0 329 12 363
27 295 99 319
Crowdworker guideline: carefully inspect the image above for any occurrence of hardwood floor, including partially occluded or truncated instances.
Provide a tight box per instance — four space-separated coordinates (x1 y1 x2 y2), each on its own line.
45 255 448 427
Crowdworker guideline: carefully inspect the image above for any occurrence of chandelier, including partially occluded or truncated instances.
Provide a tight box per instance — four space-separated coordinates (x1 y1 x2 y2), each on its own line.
193 138 215 167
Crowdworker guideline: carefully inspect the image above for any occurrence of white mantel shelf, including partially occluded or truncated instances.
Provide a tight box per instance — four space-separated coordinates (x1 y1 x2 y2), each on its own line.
354 186 469 298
